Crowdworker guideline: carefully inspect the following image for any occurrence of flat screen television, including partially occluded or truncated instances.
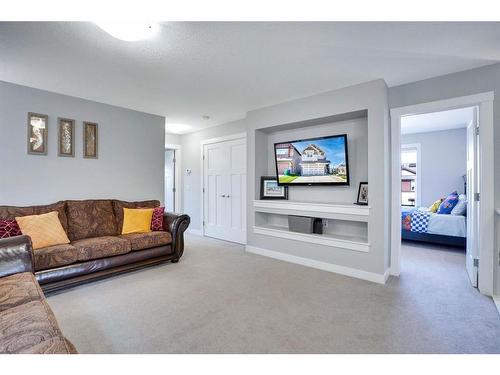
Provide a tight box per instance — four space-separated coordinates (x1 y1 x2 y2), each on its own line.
273 134 349 186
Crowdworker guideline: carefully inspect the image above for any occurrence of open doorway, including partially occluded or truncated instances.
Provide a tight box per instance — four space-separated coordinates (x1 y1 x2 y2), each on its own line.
399 107 473 281
165 145 181 212
390 93 495 296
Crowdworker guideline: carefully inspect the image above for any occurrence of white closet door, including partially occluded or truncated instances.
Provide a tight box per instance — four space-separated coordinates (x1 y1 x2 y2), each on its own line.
203 138 247 244
224 138 247 244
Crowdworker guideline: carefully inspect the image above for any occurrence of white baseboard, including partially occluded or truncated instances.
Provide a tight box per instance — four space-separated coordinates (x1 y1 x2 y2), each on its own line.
493 296 500 317
245 245 389 284
185 228 203 236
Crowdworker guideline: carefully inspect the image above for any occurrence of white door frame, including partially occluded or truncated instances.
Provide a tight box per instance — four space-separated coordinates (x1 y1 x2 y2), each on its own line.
400 143 422 208
165 144 181 212
390 92 495 296
200 132 247 239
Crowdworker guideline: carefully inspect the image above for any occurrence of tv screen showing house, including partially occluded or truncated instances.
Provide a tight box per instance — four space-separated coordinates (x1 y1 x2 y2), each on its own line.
273 134 349 186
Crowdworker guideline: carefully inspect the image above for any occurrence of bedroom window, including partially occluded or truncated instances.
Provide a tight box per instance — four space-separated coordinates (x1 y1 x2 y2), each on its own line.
401 147 418 206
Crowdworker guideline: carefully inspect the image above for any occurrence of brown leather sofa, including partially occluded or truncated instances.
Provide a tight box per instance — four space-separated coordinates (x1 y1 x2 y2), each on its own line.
0 199 190 293
0 235 77 353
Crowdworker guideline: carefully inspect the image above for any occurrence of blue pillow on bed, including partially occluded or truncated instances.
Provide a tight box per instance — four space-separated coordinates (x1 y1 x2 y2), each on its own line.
437 191 459 214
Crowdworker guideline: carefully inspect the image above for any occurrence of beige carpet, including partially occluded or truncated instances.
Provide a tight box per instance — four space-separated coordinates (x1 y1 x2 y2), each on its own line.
47 235 500 353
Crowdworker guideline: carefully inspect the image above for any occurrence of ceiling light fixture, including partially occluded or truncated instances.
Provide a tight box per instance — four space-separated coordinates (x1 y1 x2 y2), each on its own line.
95 22 159 42
167 123 192 134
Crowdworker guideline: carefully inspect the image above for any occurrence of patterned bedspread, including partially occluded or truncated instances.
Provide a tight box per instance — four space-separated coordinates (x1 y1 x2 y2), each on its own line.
401 208 431 233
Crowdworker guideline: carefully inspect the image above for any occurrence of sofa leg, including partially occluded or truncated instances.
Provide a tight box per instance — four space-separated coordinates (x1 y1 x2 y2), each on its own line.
171 258 179 263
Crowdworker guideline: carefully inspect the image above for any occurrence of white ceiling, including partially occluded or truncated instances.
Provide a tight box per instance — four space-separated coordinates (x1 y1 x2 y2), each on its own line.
0 22 499 134
401 107 474 135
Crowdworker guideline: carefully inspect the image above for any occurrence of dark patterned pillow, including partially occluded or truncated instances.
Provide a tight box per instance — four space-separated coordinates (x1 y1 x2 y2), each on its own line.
151 207 165 231
0 219 22 238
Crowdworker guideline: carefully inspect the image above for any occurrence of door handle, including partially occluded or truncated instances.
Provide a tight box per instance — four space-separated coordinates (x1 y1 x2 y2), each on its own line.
220 194 226 197
226 195 230 198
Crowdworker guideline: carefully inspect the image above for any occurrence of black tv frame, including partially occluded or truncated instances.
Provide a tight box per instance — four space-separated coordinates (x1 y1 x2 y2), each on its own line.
273 134 350 186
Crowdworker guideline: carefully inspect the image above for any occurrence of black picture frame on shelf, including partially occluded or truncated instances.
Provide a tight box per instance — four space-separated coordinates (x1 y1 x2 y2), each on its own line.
355 182 368 205
260 176 288 200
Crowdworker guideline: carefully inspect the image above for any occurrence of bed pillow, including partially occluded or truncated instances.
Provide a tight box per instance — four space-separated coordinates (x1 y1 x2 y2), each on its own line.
451 194 467 216
437 191 459 214
429 199 444 213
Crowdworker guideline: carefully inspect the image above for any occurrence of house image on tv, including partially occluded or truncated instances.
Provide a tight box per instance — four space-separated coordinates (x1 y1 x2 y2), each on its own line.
335 163 347 175
299 144 331 176
275 143 302 175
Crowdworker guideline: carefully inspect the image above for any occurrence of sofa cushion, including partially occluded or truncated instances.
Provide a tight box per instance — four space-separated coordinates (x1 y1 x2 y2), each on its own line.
19 336 77 354
33 243 79 271
0 300 62 353
72 236 131 261
0 273 43 313
0 201 68 233
66 200 117 241
113 200 160 235
120 231 172 251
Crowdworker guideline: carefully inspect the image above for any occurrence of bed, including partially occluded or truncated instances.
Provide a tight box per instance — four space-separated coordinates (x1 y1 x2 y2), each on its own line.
401 207 466 248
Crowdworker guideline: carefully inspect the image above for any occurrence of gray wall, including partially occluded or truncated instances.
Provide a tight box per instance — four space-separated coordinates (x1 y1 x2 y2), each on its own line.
0 81 165 205
247 79 390 276
402 128 466 207
180 119 248 230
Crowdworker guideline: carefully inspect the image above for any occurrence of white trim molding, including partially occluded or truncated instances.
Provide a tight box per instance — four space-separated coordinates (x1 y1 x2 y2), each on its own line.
390 92 495 296
246 245 389 284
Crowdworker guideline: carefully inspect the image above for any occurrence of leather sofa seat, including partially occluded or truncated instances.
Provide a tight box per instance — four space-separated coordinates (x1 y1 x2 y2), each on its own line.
0 273 43 312
72 236 131 261
120 231 172 251
33 244 79 271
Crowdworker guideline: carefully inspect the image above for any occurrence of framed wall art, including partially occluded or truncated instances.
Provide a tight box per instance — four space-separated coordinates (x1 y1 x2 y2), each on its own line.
260 176 288 200
27 112 48 155
58 117 75 157
83 121 98 159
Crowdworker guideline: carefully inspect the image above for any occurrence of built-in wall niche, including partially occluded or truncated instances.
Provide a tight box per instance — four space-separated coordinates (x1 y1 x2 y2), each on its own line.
253 200 370 252
254 110 368 206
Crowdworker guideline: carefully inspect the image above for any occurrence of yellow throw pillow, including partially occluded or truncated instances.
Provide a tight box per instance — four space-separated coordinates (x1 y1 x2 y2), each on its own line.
15 211 70 250
122 208 154 234
429 199 444 213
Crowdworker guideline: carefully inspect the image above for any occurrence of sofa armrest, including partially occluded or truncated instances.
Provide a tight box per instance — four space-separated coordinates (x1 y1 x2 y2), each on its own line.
162 213 190 260
0 235 34 277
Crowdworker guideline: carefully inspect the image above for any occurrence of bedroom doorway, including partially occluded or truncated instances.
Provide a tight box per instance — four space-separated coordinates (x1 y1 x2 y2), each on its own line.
390 92 495 296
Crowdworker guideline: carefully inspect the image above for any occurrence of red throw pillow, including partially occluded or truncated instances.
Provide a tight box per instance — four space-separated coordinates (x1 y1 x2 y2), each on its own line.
151 207 165 231
0 219 22 238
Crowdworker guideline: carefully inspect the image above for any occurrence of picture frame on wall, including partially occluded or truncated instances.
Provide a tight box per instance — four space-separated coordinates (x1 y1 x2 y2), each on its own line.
27 112 48 155
260 176 288 200
57 117 75 157
356 182 369 205
83 121 98 159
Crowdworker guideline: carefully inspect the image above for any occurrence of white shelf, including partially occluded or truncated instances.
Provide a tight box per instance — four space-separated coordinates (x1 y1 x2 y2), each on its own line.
253 199 370 222
253 224 370 253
